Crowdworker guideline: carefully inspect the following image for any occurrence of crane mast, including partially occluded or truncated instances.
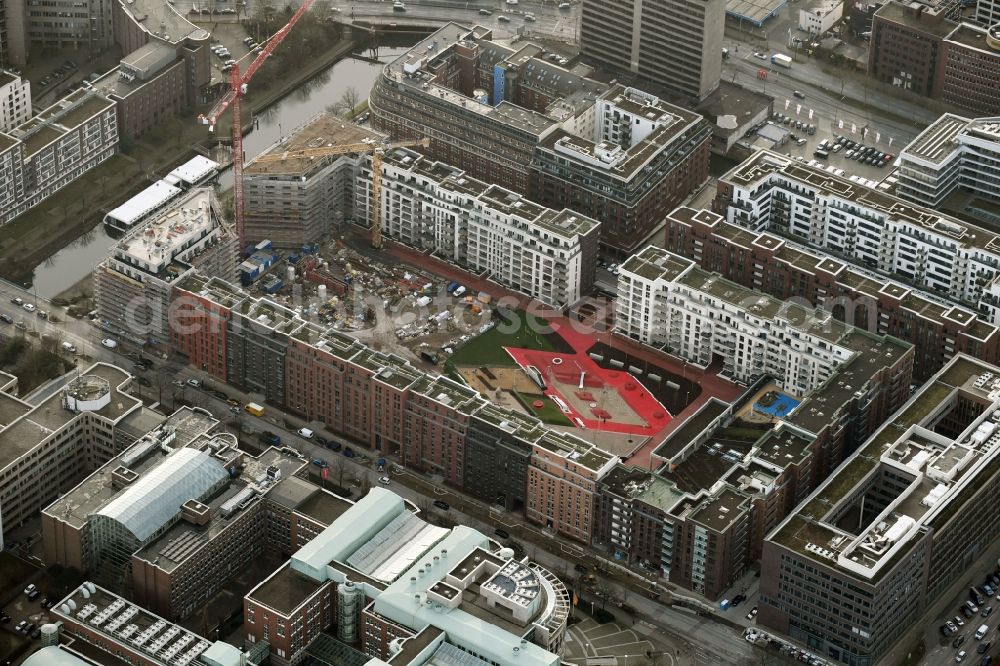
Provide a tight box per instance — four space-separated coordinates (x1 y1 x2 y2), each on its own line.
249 137 429 248
199 0 318 251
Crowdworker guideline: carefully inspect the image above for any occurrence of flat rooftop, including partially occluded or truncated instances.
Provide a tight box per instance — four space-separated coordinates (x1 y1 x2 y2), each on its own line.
246 114 381 175
787 330 912 434
134 447 307 573
0 364 140 473
113 188 217 271
772 353 1000 579
875 0 955 37
902 113 968 165
621 244 694 283
294 488 353 527
53 582 213 665
42 407 218 529
249 563 326 615
654 399 729 461
722 148 1000 256
175 274 246 309
689 487 750 533
116 0 207 44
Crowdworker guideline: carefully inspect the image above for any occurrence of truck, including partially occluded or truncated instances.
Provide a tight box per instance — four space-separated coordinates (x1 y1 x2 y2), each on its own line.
771 53 792 68
245 402 265 417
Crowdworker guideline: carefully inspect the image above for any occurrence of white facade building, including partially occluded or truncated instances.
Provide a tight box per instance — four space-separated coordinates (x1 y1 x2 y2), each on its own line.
0 70 31 131
617 245 894 397
719 149 1000 323
799 1 843 34
358 148 600 307
94 188 236 343
0 89 117 226
896 113 1000 208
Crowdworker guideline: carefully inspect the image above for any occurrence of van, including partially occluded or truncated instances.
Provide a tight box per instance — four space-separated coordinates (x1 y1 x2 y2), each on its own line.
245 402 265 417
976 624 989 640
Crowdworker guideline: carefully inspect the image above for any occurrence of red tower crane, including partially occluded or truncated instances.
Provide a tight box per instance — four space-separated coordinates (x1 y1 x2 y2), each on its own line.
199 0 317 251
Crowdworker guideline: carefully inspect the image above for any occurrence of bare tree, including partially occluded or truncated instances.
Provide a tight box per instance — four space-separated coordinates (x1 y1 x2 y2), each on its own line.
327 86 361 119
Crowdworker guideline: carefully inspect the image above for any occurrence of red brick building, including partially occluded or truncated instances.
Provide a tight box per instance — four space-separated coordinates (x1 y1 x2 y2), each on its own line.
869 1 1000 115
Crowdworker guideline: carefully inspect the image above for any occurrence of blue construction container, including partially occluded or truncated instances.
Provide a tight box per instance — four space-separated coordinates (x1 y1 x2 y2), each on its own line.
262 277 284 294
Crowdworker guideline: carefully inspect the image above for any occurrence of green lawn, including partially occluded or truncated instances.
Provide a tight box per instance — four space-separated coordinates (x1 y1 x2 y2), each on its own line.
448 310 556 368
514 391 574 427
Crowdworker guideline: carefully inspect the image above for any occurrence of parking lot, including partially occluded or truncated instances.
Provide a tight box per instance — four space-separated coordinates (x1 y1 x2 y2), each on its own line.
926 565 1000 665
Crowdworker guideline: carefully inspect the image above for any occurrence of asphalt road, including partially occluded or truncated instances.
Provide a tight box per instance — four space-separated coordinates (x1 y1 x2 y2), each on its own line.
723 49 932 150
177 0 580 42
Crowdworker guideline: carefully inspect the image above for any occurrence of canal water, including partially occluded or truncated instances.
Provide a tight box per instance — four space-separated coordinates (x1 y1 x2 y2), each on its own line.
25 45 408 300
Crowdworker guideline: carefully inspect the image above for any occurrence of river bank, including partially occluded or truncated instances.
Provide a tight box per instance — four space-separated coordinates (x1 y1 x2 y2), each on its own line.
0 28 369 287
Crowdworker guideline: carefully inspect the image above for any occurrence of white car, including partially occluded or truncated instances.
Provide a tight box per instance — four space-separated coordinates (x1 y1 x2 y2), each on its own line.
297 427 315 439
22 303 35 312
506 0 518 4
101 338 118 349
378 476 391 485
753 52 768 59
186 378 201 387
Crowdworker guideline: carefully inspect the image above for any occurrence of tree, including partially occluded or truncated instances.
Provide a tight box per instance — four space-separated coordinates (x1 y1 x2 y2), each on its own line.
327 86 361 119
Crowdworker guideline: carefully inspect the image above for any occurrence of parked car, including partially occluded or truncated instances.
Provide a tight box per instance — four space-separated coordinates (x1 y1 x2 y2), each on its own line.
22 303 35 312
746 606 759 620
312 458 328 468
10 297 22 305
343 447 355 458
0 314 11 324
327 441 342 452
24 584 36 596
978 642 992 655
956 650 967 662
186 378 201 387
378 476 391 485
101 338 118 349
433 499 450 510
495 528 510 539
297 427 315 439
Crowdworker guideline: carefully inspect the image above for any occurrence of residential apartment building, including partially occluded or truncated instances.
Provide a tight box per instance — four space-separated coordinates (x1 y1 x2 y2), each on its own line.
0 69 30 131
579 0 725 101
660 206 1000 381
358 146 600 307
171 274 619 544
714 149 1000 327
243 115 376 248
0 364 149 549
616 244 910 398
896 112 1000 208
94 187 236 344
601 243 913 599
761 354 1000 665
595 319 911 600
51 582 249 666
245 488 570 666
869 1 1000 115
0 88 118 226
369 23 712 254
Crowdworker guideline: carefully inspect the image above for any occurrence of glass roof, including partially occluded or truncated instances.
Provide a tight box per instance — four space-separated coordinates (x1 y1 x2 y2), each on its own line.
95 447 227 542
